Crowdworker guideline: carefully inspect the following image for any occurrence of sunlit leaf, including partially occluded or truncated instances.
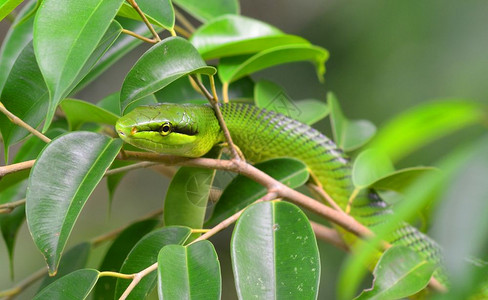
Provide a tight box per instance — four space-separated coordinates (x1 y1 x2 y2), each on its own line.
231 201 320 299
206 158 309 226
26 132 122 275
174 0 239 23
369 100 484 162
0 0 35 92
114 226 192 299
158 240 221 299
191 15 307 59
255 80 329 125
33 0 125 130
33 269 99 300
352 148 394 189
371 167 438 193
355 246 435 300
218 44 329 84
120 37 216 112
0 0 23 22
328 92 376 151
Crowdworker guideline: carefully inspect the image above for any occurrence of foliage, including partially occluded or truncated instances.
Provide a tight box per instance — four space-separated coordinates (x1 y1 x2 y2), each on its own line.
0 0 487 299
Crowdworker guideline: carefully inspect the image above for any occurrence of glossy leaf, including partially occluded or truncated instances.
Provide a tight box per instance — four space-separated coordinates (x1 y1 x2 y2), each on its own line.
38 242 91 291
0 41 49 157
94 219 159 300
174 0 239 23
191 15 307 59
206 158 309 226
158 240 221 299
106 160 133 204
328 92 376 151
0 0 35 92
0 0 23 22
164 148 220 233
26 132 123 275
96 91 122 115
33 0 125 130
13 128 67 164
231 201 320 299
33 269 99 300
255 80 329 125
118 0 174 31
355 246 435 300
371 167 438 193
218 44 329 84
120 37 216 112
60 99 119 130
72 17 152 94
115 226 192 299
369 100 484 162
352 148 394 189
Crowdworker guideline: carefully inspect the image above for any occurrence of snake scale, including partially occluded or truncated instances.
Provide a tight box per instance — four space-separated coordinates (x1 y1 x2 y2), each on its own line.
116 102 446 284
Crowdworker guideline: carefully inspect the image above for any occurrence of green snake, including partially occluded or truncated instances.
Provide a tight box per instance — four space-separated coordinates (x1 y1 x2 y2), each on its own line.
116 102 446 283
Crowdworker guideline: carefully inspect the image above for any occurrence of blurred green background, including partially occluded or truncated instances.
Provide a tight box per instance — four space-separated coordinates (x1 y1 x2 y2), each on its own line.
0 0 487 299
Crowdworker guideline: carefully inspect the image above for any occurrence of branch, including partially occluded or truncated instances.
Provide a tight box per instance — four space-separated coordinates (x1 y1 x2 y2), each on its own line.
0 199 25 214
121 28 158 44
0 103 51 143
126 0 161 42
310 221 349 251
189 75 243 161
0 160 35 177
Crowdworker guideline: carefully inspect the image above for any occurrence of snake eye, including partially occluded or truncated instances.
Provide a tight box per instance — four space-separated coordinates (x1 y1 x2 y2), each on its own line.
159 122 172 136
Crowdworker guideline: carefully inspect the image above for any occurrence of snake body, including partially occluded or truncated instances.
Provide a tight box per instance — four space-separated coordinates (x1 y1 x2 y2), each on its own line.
116 102 445 282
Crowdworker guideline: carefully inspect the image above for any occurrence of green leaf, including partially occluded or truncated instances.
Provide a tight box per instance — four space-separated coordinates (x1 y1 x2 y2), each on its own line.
164 148 220 235
94 219 159 300
33 269 99 300
218 44 329 84
206 158 309 226
430 137 488 296
352 149 394 189
356 246 435 300
96 91 122 115
0 180 26 278
0 41 49 156
255 80 329 125
0 0 35 92
173 0 239 23
370 167 438 193
72 17 152 94
0 0 23 22
13 128 67 163
26 132 123 275
115 226 192 299
231 201 320 299
328 92 376 151
369 100 484 162
190 15 307 60
60 99 120 131
33 0 125 130
158 240 221 299
120 37 216 112
38 242 92 291
118 0 174 31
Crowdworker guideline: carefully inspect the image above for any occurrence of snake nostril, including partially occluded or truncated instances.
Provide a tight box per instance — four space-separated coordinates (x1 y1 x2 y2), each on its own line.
131 127 138 135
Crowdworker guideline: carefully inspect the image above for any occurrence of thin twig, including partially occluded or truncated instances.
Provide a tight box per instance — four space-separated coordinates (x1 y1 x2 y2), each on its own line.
0 268 46 299
307 183 344 212
190 75 242 161
310 221 349 251
0 199 25 214
104 162 159 176
0 103 51 143
121 28 158 44
0 160 35 177
174 8 195 33
126 0 161 42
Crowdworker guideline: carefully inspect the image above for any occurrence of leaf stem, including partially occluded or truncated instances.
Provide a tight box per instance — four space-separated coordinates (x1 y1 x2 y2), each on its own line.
121 28 158 44
0 198 26 214
98 271 134 279
0 102 51 143
126 0 161 42
222 82 229 103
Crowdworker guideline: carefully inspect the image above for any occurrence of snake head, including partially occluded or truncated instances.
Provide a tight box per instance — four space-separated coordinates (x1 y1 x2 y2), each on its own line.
116 103 221 157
